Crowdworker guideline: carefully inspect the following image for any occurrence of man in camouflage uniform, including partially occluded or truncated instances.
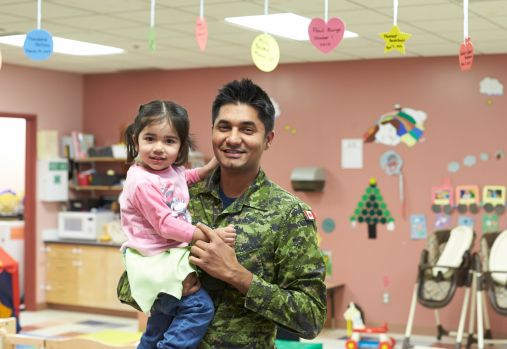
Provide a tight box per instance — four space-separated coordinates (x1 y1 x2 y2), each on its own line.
188 78 327 348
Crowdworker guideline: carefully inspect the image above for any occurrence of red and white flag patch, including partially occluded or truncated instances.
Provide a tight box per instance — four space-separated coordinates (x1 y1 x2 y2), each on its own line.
303 210 316 220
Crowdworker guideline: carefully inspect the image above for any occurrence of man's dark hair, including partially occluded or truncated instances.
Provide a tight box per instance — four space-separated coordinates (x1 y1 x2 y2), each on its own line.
212 78 275 135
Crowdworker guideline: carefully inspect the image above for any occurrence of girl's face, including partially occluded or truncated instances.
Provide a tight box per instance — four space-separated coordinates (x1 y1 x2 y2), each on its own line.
136 119 181 171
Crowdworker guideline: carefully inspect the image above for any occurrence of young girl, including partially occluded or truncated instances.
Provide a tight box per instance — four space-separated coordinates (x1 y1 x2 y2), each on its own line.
119 100 235 349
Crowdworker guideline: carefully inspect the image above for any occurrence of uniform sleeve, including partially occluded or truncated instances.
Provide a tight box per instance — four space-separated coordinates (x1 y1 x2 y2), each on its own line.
184 168 201 185
243 203 327 339
131 181 195 243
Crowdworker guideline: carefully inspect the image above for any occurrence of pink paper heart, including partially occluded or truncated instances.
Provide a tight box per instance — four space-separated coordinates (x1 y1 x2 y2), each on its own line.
308 17 345 54
195 17 208 52
459 37 474 71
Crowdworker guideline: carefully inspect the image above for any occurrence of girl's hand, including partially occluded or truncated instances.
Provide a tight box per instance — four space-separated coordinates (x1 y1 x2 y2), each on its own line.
215 224 236 247
182 272 201 296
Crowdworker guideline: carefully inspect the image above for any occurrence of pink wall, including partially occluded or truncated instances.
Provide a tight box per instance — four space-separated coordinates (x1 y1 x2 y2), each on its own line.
83 55 507 334
0 63 83 304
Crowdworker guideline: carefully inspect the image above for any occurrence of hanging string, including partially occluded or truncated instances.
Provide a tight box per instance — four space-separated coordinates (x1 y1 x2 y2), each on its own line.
150 0 156 28
393 0 398 26
263 0 269 34
37 0 42 29
463 0 469 41
324 0 328 22
200 0 204 19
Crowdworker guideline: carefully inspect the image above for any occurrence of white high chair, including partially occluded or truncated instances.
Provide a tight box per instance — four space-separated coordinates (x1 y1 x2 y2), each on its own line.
403 226 475 349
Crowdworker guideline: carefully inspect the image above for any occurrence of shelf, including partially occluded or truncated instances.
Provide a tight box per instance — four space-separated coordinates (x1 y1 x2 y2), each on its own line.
72 157 127 163
69 184 123 191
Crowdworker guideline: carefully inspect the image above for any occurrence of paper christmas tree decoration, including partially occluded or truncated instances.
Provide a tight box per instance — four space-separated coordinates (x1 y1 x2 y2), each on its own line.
350 178 395 239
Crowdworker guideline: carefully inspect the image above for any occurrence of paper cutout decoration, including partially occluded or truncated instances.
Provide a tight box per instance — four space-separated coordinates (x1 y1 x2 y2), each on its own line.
410 214 427 240
23 29 53 61
363 107 427 147
283 124 296 134
431 179 454 214
448 161 460 173
148 27 156 52
342 138 363 169
380 25 412 54
251 33 280 72
455 185 480 214
459 37 474 71
480 153 489 161
482 213 499 233
195 17 208 52
482 185 506 215
458 215 474 228
463 155 476 167
496 150 505 160
350 178 395 239
434 213 452 229
380 150 405 218
308 17 345 53
322 218 335 233
480 77 504 96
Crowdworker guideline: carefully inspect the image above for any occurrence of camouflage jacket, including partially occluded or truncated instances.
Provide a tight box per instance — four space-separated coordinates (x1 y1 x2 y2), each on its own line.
188 169 327 349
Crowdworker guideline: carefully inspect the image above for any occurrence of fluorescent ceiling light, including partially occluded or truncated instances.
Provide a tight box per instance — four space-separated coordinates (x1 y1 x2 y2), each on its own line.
225 13 358 41
0 34 124 56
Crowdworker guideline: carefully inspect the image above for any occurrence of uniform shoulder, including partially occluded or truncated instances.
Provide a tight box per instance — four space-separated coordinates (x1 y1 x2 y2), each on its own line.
265 181 312 212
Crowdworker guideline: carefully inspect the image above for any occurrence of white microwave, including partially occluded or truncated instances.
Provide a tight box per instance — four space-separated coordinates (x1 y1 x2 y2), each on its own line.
58 211 115 241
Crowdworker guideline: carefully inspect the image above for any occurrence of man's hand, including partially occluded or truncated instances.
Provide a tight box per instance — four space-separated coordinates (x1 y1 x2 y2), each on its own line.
216 224 236 247
190 223 253 295
181 272 200 296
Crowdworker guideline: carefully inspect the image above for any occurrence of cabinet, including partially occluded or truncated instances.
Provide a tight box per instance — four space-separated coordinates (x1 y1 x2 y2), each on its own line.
44 242 134 312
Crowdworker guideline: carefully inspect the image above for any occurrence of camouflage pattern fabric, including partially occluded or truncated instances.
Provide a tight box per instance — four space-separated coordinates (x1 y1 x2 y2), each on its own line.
188 169 327 349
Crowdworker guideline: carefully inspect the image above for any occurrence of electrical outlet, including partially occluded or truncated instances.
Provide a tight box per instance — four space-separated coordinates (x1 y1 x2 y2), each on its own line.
383 292 390 304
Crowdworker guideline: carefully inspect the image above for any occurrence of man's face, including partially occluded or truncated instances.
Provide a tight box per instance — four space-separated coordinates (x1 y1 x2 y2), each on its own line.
212 103 274 175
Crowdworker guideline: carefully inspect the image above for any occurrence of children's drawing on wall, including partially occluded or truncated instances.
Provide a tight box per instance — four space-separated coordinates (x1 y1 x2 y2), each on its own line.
455 185 480 214
380 150 406 218
431 179 453 229
363 106 427 147
435 213 452 229
482 214 499 233
342 138 363 169
479 77 504 106
458 215 474 228
410 214 427 240
482 185 506 215
350 178 395 239
431 179 454 214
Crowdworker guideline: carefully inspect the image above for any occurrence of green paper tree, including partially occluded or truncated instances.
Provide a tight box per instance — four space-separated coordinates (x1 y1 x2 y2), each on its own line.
350 178 395 239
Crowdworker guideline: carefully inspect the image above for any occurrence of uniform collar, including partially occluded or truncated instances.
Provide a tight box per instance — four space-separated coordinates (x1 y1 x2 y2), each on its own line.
202 167 270 211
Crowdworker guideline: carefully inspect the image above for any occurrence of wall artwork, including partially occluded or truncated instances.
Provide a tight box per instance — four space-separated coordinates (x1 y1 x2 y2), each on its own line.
410 214 427 240
363 107 427 147
350 178 395 239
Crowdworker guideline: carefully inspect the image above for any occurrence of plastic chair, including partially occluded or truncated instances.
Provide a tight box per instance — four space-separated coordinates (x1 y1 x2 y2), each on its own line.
475 229 507 349
402 226 475 349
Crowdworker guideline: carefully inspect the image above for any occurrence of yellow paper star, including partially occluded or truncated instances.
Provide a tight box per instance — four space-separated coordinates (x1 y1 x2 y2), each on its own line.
380 25 412 54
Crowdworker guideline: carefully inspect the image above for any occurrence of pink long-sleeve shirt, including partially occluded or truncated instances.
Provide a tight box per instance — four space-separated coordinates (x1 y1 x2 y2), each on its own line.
119 164 201 256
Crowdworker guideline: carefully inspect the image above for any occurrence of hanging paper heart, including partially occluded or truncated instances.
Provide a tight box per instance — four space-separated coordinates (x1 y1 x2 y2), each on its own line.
308 17 345 54
459 37 474 71
251 33 280 72
195 17 208 52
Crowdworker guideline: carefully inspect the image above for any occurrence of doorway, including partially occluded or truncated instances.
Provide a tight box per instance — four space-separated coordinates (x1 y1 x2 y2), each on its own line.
0 112 37 310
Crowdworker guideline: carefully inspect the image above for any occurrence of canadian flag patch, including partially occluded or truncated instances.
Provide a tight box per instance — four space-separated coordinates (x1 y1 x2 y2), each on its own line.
303 210 316 221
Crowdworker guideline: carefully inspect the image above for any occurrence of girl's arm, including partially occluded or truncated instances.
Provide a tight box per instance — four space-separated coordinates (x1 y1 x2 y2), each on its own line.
186 157 218 184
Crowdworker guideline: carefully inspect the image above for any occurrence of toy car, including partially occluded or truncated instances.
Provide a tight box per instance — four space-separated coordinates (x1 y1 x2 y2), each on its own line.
345 323 396 349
